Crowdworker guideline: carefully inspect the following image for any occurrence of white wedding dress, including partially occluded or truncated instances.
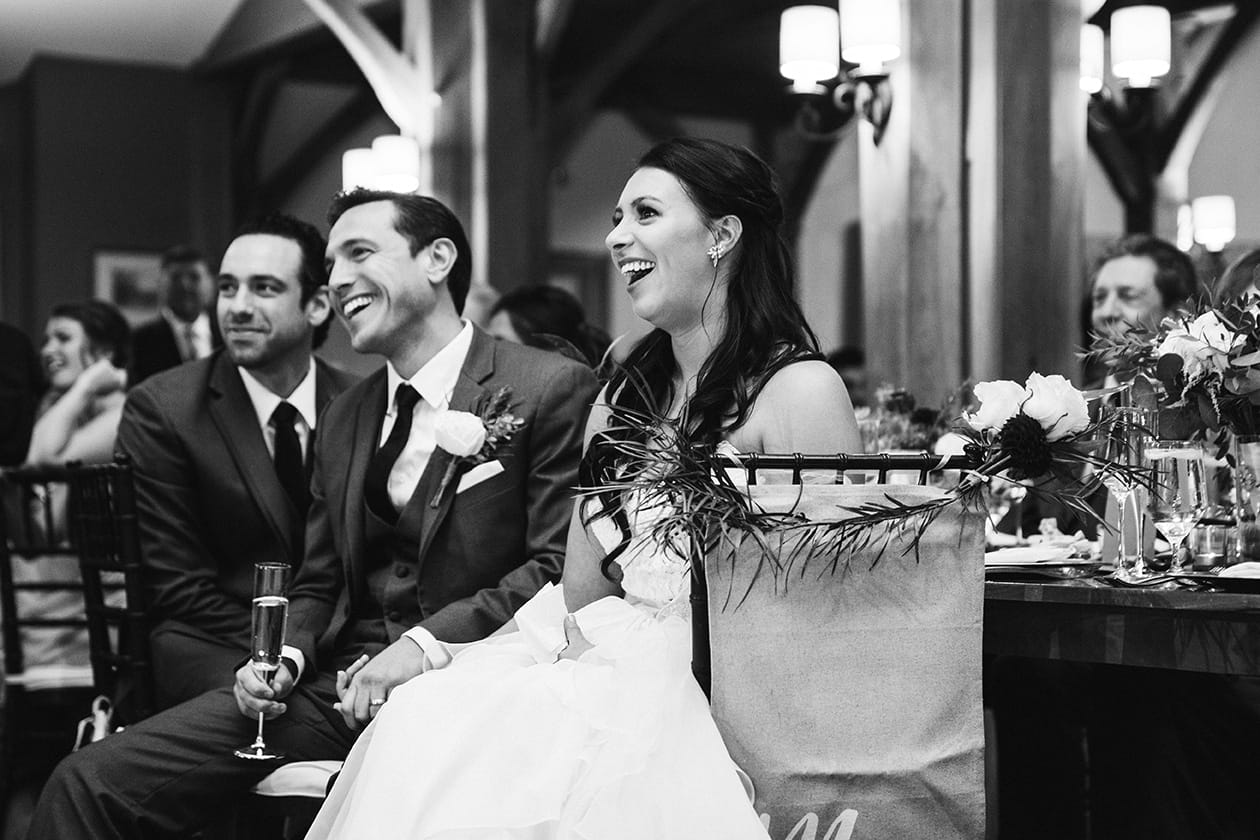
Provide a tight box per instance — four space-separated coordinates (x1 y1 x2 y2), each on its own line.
306 487 769 839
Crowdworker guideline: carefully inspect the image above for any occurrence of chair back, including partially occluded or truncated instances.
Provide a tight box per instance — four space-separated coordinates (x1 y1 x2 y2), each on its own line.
0 464 87 682
0 460 153 721
696 454 986 840
67 458 154 723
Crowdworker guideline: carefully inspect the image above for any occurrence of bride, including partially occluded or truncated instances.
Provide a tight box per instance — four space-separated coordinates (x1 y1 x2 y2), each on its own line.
306 137 861 839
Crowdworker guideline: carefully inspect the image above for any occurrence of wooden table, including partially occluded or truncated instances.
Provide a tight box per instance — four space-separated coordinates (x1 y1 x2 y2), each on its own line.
984 579 1260 675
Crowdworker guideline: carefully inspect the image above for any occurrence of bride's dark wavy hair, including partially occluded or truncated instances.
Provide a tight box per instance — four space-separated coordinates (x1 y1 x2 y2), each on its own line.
584 137 821 577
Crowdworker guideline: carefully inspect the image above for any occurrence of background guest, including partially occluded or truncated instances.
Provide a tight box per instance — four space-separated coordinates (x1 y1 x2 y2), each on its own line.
0 321 42 466
487 284 611 368
1089 233 1197 340
129 245 218 387
25 300 129 468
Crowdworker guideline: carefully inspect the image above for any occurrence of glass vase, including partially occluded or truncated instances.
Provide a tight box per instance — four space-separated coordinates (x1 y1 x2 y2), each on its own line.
1232 435 1260 564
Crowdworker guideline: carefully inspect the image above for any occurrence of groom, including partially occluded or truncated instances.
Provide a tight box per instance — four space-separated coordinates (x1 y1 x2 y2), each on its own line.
26 191 599 838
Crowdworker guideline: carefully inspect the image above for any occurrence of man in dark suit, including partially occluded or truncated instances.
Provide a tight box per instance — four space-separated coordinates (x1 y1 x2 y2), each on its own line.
27 192 598 838
116 214 357 708
128 245 220 387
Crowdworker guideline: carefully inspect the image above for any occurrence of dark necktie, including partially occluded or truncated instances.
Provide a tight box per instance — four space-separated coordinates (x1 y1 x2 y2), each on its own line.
365 384 421 523
271 401 309 516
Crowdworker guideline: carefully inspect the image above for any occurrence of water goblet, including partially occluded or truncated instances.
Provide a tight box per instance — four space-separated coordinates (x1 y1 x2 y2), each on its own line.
1146 441 1207 574
234 562 291 761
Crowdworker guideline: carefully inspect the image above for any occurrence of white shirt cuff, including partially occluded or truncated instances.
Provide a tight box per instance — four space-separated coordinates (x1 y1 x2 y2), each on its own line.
403 626 452 671
281 645 305 680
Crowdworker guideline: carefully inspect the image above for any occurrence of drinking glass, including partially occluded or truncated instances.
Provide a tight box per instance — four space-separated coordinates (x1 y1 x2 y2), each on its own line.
234 562 291 761
1146 441 1207 574
1088 394 1149 578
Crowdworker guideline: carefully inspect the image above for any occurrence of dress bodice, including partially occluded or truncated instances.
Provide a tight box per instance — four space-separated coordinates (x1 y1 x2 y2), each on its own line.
588 442 744 615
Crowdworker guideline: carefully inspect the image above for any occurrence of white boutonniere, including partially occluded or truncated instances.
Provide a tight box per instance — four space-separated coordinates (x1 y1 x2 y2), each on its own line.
430 386 525 507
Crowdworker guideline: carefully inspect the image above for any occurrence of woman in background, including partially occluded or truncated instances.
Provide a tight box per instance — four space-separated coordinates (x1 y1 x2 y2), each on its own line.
15 299 129 670
26 300 130 468
488 284 612 369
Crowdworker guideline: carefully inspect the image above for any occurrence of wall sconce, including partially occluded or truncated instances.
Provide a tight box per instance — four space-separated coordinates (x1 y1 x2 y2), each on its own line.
779 1 900 144
1192 195 1235 253
342 134 422 193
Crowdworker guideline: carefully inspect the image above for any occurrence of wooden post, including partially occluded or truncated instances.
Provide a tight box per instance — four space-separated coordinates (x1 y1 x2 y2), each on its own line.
858 0 1085 401
858 0 966 403
969 0 1083 383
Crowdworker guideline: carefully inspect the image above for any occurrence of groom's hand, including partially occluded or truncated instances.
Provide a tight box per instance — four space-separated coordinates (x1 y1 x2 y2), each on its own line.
335 639 426 730
233 662 295 721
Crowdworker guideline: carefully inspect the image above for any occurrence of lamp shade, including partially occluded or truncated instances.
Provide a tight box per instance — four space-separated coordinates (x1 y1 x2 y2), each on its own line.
342 147 378 192
1080 24 1105 94
1192 195 1236 252
371 134 421 193
840 0 901 76
1111 5 1170 88
779 5 840 89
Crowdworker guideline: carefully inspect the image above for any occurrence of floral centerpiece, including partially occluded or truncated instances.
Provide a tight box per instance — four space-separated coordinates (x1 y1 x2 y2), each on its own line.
1088 295 1260 453
580 373 1141 575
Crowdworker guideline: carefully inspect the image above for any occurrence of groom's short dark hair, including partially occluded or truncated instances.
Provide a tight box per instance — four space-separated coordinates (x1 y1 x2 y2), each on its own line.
327 189 472 314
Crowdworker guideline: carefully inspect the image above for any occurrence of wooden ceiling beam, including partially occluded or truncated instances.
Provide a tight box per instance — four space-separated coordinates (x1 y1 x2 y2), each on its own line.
548 0 702 166
253 88 382 215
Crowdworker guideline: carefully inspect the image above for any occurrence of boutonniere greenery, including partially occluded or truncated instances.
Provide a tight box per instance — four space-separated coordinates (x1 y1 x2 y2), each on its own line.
430 386 524 508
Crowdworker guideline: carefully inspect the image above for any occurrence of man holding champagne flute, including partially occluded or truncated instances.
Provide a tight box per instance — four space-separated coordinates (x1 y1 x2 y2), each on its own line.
28 191 598 839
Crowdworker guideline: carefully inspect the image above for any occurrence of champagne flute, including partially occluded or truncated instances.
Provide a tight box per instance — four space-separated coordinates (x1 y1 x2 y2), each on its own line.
234 562 290 761
1146 441 1207 574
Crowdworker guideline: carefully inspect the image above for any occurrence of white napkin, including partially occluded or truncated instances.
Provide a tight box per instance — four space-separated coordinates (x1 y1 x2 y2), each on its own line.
984 545 1075 566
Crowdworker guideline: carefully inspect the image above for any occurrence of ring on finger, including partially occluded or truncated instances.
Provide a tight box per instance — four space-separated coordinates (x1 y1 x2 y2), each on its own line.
369 698 386 707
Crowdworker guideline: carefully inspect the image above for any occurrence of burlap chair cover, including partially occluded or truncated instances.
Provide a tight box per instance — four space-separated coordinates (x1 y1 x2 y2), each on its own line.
705 484 985 840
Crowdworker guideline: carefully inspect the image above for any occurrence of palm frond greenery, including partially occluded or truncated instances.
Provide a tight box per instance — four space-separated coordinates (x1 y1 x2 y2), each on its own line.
577 388 1152 589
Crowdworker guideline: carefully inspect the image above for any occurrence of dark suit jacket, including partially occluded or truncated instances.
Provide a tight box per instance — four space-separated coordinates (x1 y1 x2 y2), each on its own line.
287 327 598 673
0 322 42 466
116 351 357 641
129 315 222 388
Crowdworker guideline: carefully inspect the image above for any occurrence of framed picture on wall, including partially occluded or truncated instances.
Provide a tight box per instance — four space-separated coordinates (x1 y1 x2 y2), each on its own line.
93 250 163 326
547 250 609 330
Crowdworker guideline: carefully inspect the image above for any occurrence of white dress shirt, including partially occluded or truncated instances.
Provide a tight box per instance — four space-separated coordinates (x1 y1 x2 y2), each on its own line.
380 321 474 509
162 308 213 361
237 360 318 459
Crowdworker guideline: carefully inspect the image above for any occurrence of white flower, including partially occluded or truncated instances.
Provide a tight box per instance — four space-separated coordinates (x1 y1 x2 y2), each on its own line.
965 380 1026 433
434 410 486 457
1022 373 1089 441
1187 311 1241 353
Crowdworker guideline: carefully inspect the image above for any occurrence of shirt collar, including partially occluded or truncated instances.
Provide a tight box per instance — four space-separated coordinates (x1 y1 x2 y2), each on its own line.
237 358 319 430
385 321 474 414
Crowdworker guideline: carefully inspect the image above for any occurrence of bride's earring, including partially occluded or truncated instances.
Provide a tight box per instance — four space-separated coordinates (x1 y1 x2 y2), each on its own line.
706 244 723 267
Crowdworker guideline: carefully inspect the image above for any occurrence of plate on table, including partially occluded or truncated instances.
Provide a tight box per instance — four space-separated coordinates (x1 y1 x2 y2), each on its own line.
985 546 1103 580
1171 572 1260 593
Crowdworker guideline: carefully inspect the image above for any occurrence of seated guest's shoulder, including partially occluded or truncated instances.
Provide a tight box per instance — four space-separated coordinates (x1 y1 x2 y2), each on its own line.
491 339 597 382
760 358 845 398
128 355 216 402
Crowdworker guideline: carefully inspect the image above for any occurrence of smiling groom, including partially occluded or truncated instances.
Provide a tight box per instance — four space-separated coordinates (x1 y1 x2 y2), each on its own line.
27 191 598 839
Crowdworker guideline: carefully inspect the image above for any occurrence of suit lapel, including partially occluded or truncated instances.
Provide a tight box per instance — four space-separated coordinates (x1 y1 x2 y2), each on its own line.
412 328 496 565
206 354 294 558
343 371 387 598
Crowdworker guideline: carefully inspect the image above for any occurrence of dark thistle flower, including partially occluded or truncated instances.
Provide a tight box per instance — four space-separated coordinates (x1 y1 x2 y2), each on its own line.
998 414 1054 480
